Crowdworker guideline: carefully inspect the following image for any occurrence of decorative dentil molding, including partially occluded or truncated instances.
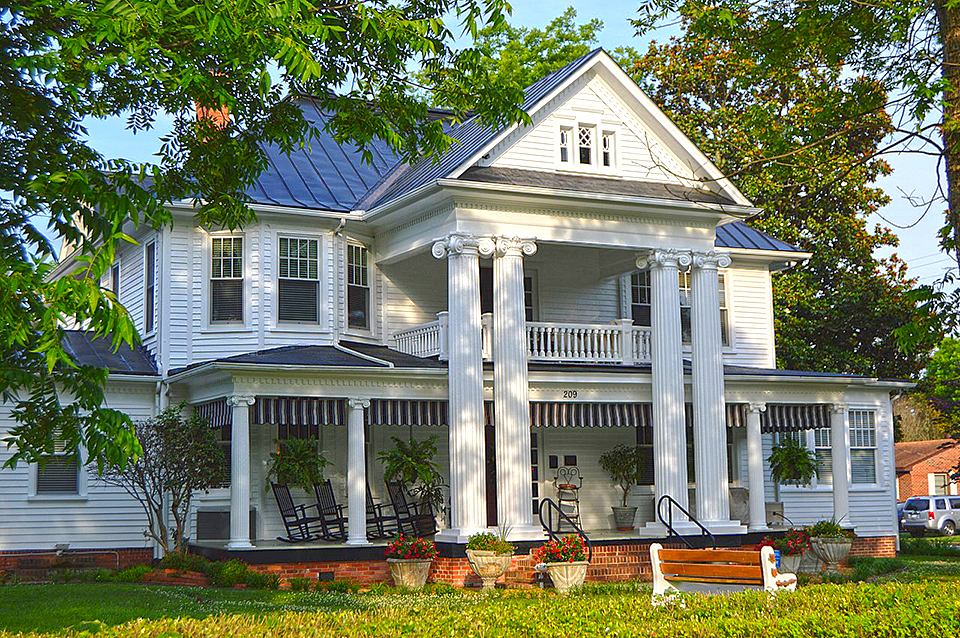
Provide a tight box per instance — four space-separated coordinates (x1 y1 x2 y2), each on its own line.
227 394 256 407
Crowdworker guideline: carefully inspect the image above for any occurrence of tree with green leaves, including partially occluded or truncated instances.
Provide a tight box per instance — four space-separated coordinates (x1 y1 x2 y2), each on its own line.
2 0 526 471
918 338 960 432
632 0 960 346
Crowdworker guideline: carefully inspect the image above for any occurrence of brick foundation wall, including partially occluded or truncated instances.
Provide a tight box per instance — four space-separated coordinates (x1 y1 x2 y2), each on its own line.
0 548 153 578
848 535 897 559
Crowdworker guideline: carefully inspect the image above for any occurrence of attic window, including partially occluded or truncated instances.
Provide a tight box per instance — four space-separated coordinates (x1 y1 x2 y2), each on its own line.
578 126 593 165
559 127 571 163
602 132 614 167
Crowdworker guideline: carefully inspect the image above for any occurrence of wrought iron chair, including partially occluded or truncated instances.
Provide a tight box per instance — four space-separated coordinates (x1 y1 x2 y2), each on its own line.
554 466 583 530
271 482 323 543
313 480 348 541
367 486 399 539
385 481 438 536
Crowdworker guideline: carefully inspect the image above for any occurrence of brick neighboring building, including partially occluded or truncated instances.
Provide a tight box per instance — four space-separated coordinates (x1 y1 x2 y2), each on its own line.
895 439 960 500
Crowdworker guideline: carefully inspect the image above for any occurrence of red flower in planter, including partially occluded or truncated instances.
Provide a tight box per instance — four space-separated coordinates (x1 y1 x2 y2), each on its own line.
385 534 437 560
759 529 810 556
532 535 587 563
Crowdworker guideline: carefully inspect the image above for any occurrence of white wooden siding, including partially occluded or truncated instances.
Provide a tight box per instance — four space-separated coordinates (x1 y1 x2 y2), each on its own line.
0 383 155 550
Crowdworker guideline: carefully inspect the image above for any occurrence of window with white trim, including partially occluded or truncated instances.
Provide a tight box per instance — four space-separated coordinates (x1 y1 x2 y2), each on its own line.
849 410 877 484
718 273 730 346
630 270 651 327
347 243 370 329
602 131 615 168
111 262 120 299
932 473 950 495
814 427 833 485
278 237 320 323
578 125 594 165
36 439 80 495
144 242 155 333
210 236 243 323
679 269 693 343
559 127 571 164
629 269 729 346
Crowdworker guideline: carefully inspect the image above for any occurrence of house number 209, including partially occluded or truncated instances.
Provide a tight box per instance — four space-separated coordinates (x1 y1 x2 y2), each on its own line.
562 390 578 399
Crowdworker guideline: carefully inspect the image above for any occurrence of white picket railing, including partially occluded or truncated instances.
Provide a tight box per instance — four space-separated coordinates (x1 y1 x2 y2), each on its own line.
393 315 653 365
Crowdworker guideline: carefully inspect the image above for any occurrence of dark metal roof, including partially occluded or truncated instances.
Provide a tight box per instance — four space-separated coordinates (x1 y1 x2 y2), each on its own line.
458 166 734 204
244 97 404 212
62 331 158 376
716 221 803 253
367 48 605 208
168 341 446 376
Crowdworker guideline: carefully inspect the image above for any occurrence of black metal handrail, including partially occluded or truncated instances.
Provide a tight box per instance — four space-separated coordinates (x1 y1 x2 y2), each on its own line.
537 498 594 562
656 494 717 550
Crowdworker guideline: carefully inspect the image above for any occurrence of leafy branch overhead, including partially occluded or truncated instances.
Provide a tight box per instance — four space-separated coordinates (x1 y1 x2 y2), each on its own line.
1 0 527 469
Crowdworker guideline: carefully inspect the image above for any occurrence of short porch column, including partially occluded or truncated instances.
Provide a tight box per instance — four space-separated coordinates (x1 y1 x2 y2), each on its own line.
745 402 768 532
640 249 691 526
690 251 741 532
830 403 851 524
433 234 487 541
484 236 542 540
227 394 256 549
346 398 370 545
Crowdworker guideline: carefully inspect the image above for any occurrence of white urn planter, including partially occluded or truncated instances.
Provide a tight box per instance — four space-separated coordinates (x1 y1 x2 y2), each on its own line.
387 558 432 590
545 561 589 593
611 506 638 531
810 537 852 573
779 552 803 575
466 549 513 589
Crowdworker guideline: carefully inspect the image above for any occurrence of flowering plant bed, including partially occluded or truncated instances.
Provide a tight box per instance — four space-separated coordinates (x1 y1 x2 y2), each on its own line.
532 535 587 563
384 534 437 560
759 528 810 556
466 532 514 555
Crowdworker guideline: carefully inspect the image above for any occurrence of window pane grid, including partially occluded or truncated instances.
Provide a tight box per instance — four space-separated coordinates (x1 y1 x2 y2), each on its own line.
578 126 593 164
211 237 243 279
279 237 319 281
849 410 877 484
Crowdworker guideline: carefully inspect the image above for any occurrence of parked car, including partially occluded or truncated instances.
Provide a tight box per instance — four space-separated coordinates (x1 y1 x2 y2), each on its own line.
901 496 960 537
897 501 906 531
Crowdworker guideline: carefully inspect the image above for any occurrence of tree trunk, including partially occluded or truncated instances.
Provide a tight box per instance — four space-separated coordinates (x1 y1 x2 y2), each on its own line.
936 0 960 272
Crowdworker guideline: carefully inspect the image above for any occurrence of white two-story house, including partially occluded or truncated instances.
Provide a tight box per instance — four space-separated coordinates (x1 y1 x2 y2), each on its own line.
0 49 906 572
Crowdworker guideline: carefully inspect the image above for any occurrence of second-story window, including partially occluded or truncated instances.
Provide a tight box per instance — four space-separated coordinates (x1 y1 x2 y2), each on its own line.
111 262 120 299
211 236 243 323
278 237 320 323
630 269 729 346
578 125 593 165
679 269 693 342
559 127 571 163
602 132 614 167
144 242 155 333
347 243 370 329
630 270 651 327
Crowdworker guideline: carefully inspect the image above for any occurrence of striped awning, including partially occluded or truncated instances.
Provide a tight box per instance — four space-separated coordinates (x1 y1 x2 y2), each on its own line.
366 400 448 426
194 399 231 428
252 397 346 426
525 402 653 428
761 404 830 433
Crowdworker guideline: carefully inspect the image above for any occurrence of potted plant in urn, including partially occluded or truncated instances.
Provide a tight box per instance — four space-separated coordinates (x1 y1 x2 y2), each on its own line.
384 534 437 590
533 535 589 593
598 444 645 531
806 519 854 573
465 531 515 589
758 528 810 574
768 435 817 503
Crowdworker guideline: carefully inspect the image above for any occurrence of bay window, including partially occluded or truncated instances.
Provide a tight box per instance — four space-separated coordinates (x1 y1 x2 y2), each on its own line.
278 237 320 323
211 236 243 323
347 243 370 329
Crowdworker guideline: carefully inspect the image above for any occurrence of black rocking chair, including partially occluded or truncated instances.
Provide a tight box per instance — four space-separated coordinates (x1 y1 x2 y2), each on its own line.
313 480 348 541
367 486 399 539
271 482 323 543
385 481 438 536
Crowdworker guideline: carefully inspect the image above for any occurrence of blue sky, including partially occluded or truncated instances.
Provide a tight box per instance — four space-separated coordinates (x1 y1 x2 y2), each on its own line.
79 1 951 286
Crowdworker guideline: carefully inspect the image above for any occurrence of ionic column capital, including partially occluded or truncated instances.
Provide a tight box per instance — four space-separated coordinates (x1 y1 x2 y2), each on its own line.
636 248 693 271
432 233 482 259
480 236 537 259
830 403 847 415
747 402 767 414
227 395 256 407
692 250 732 270
347 397 371 410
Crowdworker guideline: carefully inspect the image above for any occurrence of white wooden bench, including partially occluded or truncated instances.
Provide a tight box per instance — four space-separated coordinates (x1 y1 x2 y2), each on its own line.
649 543 797 602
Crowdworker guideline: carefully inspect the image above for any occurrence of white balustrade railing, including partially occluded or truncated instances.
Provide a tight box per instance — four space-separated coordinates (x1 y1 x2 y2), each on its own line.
393 315 654 365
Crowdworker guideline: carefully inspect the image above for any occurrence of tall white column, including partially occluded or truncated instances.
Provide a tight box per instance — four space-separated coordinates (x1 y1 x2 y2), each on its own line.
433 234 487 542
228 394 256 549
346 398 370 545
690 251 741 532
830 403 851 525
484 236 543 540
746 402 768 532
640 249 691 527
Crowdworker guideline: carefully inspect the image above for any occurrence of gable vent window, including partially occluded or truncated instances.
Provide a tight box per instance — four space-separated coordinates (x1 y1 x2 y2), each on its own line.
278 237 320 323
578 125 593 165
36 439 80 495
211 236 243 323
144 242 155 333
559 127 571 163
347 243 370 329
602 132 614 167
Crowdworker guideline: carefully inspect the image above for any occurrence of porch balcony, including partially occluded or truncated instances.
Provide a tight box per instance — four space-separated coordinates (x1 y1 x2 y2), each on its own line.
392 313 652 364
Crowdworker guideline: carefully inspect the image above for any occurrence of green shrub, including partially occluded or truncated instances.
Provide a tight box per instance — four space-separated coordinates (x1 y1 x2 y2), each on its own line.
208 560 250 588
112 565 153 583
365 582 394 595
901 536 960 556
820 557 906 583
466 532 514 555
157 552 210 573
288 577 313 592
806 519 854 538
246 571 280 590
319 579 361 594
422 582 458 595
